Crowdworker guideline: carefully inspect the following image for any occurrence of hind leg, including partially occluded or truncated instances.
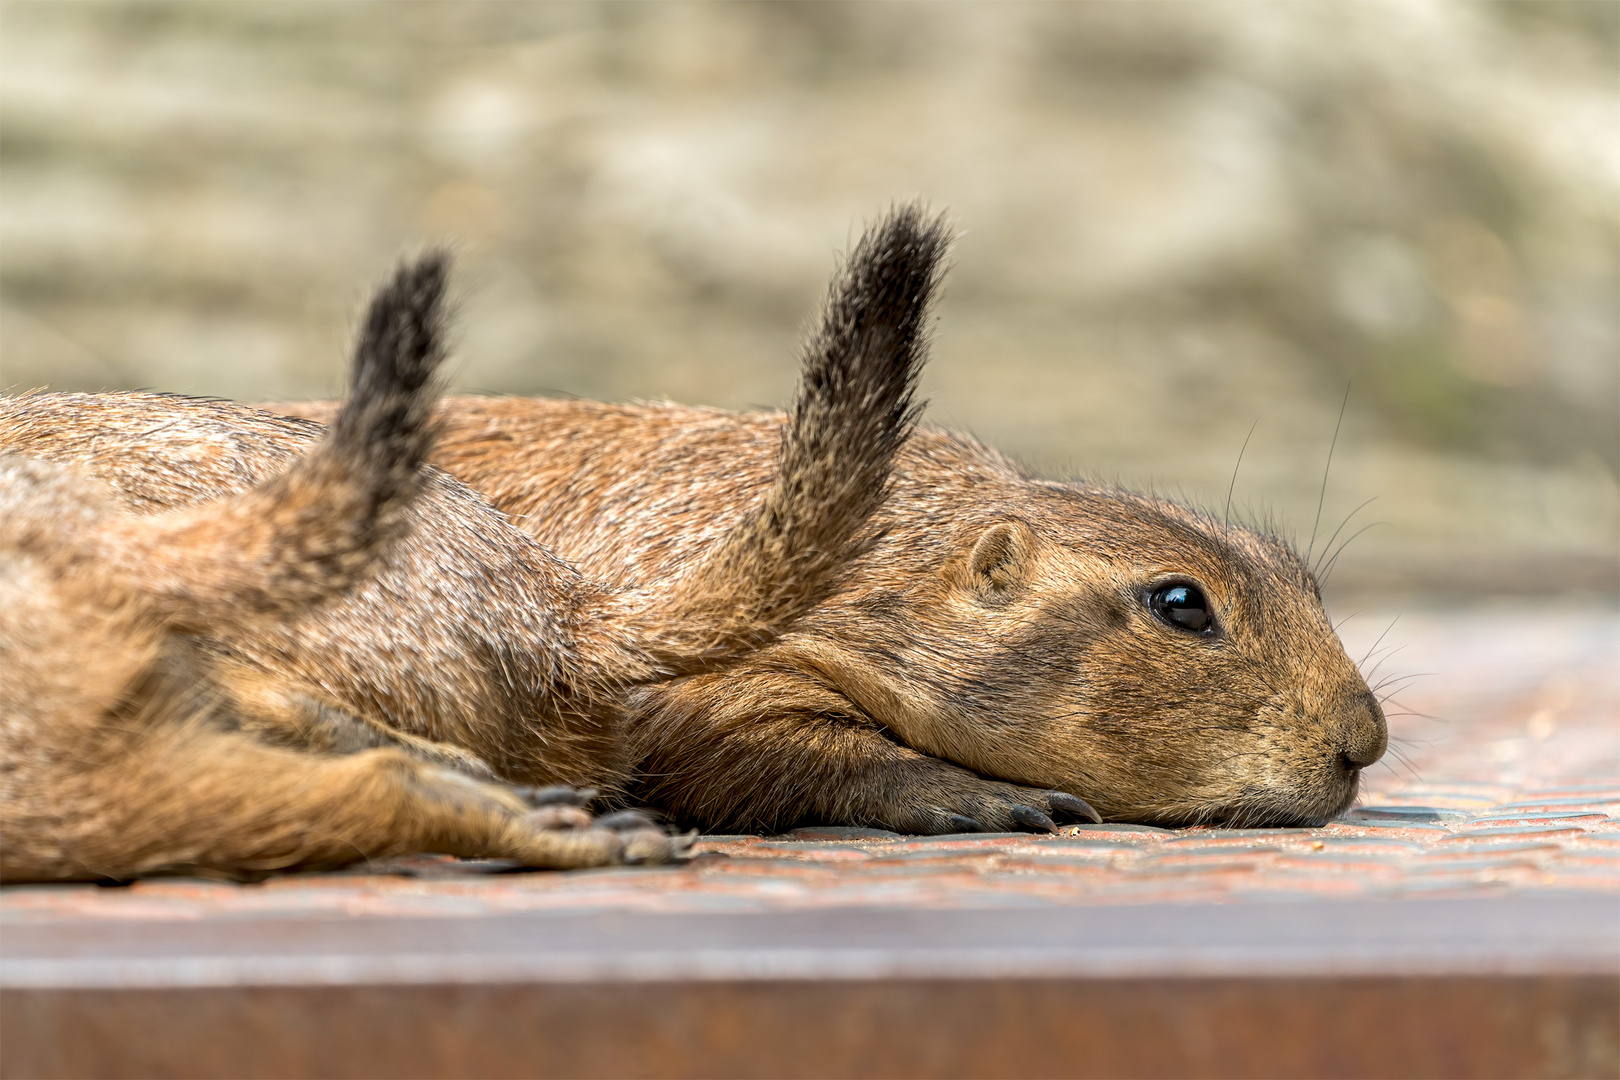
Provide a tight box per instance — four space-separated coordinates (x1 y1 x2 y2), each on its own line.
1 728 680 883
215 664 505 781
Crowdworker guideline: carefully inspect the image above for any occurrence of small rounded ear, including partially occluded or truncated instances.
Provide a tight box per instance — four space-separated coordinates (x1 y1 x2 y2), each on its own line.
966 521 1034 601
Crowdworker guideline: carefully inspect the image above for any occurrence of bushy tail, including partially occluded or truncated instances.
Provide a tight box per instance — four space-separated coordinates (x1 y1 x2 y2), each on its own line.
610 204 951 673
90 253 451 621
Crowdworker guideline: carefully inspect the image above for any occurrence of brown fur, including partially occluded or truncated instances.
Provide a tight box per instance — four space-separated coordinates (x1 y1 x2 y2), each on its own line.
1 210 941 852
0 257 672 881
280 237 1388 836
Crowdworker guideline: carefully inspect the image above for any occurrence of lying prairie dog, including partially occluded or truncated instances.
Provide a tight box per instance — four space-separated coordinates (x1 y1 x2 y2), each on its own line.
281 228 1387 836
0 256 673 881
1 208 941 840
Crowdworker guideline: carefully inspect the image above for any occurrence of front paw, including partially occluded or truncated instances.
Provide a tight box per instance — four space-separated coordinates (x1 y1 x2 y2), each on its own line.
879 780 1100 836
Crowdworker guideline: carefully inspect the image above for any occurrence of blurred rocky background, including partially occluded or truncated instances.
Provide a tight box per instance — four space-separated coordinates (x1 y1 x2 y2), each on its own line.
1 0 1615 604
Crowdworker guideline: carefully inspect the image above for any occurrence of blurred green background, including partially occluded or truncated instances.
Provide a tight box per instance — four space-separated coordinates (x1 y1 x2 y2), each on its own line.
1 1 1615 603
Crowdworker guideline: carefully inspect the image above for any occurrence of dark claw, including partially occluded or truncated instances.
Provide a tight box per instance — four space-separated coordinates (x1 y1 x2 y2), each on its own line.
945 814 987 833
595 809 660 833
1046 791 1102 824
619 828 690 866
629 830 698 865
1009 804 1058 833
518 785 598 808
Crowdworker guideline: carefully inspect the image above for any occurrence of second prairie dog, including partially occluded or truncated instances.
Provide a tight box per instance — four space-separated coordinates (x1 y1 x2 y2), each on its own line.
2 256 672 881
282 230 1388 835
1 209 941 834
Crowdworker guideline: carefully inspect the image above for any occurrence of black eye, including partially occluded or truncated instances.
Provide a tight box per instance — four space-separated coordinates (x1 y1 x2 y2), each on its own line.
1150 583 1213 634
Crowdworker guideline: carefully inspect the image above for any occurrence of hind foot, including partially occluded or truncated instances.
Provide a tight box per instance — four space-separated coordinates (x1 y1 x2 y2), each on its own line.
494 788 690 867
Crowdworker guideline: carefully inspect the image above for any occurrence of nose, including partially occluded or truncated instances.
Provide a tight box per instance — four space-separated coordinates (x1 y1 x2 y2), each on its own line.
1339 690 1388 769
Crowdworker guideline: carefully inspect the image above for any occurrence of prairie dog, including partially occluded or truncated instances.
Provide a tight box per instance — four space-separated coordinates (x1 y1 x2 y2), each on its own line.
1 257 673 881
280 225 1386 835
2 209 943 831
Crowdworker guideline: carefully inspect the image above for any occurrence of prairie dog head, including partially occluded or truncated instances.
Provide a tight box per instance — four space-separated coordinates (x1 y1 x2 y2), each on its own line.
815 456 1386 828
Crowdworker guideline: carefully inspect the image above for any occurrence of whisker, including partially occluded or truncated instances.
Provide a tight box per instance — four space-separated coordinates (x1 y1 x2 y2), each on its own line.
1372 671 1432 694
1364 642 1411 683
1359 616 1402 668
1306 382 1352 569
1225 419 1259 526
1315 496 1378 578
1380 698 1448 724
1319 521 1388 584
1378 744 1424 783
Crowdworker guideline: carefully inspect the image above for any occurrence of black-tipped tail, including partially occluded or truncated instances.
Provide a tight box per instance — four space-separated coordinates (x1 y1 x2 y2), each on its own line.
626 204 951 670
325 251 450 523
95 252 453 620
